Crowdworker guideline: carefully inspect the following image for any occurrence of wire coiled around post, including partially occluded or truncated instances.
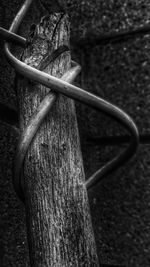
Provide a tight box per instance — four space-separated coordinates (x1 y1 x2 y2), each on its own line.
3 0 139 201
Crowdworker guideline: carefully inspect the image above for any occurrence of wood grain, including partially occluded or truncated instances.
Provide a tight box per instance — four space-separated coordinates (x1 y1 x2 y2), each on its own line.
17 13 99 266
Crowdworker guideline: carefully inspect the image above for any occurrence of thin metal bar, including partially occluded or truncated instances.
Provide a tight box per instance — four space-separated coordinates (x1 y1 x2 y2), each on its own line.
0 27 26 46
0 101 19 128
86 135 150 145
73 23 150 47
1 20 150 49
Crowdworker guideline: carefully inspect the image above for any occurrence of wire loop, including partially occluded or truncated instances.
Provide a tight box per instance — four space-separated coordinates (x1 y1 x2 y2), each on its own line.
3 0 139 201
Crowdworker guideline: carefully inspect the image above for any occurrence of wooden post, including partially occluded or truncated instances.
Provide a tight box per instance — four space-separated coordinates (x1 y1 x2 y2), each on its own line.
17 13 99 266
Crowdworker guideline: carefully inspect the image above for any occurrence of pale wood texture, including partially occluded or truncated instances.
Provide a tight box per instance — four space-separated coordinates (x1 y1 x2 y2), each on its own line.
17 13 99 266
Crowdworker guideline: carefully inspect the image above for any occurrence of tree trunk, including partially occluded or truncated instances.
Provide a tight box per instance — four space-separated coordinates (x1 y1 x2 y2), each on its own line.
17 13 99 266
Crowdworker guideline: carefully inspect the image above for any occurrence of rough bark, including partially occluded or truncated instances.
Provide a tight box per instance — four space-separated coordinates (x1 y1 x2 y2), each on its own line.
17 13 99 266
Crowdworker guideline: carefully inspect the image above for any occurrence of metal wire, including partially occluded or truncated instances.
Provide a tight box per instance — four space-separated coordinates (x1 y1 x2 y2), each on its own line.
0 27 27 46
3 0 139 201
74 23 150 48
14 62 81 201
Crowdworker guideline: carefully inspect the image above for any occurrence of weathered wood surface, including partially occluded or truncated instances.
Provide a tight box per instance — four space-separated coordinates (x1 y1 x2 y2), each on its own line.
17 13 99 266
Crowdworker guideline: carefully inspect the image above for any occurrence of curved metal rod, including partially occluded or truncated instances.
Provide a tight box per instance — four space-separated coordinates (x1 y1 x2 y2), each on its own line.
15 62 81 201
4 0 139 200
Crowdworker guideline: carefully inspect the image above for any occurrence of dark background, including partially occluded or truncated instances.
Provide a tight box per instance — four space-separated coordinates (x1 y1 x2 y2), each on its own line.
1 0 150 266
